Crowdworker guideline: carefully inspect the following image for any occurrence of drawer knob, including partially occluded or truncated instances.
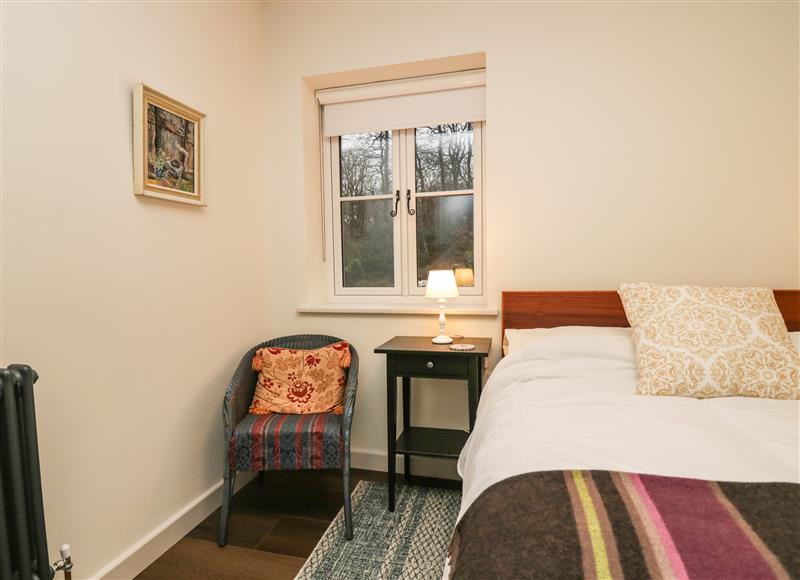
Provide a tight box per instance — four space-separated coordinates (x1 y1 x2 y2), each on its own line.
426 361 434 369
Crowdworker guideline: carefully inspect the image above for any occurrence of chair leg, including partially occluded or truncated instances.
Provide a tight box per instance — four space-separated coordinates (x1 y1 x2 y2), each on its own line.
342 463 353 540
218 471 236 547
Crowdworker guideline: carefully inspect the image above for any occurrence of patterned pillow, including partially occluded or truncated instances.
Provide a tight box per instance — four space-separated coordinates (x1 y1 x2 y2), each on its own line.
618 283 799 399
249 342 352 414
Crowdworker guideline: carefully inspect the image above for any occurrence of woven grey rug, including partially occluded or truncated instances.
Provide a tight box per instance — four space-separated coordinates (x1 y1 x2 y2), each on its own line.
296 481 461 580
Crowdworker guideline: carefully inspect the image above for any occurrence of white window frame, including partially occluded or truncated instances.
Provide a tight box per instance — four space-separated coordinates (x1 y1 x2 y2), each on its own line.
329 131 403 296
404 125 482 297
323 122 484 303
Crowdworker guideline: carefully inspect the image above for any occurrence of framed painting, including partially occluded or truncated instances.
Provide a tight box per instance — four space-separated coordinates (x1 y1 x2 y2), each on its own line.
133 84 206 205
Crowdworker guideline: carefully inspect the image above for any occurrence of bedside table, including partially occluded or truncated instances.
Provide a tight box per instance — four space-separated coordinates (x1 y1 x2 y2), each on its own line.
374 336 492 511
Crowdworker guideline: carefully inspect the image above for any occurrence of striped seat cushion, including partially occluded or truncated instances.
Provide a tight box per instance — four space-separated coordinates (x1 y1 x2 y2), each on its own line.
230 413 344 471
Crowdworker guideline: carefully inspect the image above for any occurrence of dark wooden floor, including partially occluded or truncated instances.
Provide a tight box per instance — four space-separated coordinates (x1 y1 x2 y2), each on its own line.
136 469 458 580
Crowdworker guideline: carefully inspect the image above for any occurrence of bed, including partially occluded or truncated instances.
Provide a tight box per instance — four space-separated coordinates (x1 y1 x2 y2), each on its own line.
446 290 800 579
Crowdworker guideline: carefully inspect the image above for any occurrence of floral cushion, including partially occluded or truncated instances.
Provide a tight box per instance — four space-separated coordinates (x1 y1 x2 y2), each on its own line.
618 283 799 399
249 341 351 414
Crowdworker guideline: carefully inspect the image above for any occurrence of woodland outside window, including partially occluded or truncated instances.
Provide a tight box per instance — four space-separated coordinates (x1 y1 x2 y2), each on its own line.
327 123 482 297
317 70 486 300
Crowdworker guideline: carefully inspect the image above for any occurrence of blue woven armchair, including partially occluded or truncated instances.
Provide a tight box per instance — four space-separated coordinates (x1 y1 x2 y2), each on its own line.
219 334 359 545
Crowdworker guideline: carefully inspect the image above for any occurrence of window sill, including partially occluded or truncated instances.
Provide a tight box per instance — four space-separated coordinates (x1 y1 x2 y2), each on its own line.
296 303 498 316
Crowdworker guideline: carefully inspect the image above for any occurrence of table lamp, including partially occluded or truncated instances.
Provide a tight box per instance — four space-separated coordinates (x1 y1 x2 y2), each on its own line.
425 270 459 344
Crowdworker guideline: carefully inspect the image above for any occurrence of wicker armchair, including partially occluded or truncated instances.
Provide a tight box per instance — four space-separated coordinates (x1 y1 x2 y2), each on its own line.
219 334 359 545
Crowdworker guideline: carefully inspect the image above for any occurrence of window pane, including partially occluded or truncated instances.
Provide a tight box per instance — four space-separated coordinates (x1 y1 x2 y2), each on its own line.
415 123 473 193
339 131 393 197
341 199 394 287
416 195 474 287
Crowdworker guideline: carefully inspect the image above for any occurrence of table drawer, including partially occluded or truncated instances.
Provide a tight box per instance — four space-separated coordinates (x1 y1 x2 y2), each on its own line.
395 354 468 378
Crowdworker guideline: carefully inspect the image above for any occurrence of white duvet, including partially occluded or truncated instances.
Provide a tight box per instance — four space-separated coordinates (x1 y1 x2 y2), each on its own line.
456 333 800 521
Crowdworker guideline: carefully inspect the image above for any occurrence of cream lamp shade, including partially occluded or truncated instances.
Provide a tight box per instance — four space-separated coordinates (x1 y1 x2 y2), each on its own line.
425 270 459 344
425 270 459 298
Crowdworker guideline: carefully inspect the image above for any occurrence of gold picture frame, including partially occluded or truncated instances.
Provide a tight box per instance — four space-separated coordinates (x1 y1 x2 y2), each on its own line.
133 84 206 205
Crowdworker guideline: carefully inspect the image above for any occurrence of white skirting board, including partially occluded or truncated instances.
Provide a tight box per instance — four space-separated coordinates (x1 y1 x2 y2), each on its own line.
91 450 457 579
92 473 254 580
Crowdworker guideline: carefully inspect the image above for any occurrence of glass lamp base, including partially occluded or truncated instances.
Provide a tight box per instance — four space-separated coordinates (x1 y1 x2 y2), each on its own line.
432 334 454 344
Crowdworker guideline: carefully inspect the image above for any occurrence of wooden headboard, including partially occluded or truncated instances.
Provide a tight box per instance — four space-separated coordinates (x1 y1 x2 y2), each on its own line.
502 290 800 337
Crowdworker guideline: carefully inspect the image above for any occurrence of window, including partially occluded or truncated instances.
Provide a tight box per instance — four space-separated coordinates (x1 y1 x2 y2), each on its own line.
327 123 482 298
318 69 486 300
338 131 396 289
410 123 478 292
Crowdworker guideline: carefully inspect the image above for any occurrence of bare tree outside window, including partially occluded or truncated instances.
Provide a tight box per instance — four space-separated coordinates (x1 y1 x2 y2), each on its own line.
339 131 394 287
340 132 392 196
414 124 475 287
415 123 473 193
332 124 480 294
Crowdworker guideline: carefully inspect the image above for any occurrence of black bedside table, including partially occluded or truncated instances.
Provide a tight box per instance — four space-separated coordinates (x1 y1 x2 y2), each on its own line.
374 336 492 511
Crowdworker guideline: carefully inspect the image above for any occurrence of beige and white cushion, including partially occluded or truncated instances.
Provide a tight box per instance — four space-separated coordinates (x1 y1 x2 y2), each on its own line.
618 283 799 399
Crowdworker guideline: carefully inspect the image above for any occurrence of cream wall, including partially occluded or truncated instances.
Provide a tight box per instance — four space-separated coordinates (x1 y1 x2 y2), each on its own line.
2 1 797 577
1 2 269 578
262 2 799 473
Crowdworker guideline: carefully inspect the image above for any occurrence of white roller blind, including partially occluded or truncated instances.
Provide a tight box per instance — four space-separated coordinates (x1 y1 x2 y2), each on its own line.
317 69 485 137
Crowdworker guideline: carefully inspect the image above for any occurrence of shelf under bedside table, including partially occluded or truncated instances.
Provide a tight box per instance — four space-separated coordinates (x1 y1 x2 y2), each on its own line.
395 426 470 459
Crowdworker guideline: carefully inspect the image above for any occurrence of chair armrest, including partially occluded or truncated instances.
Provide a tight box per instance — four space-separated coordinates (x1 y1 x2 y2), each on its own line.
223 347 258 473
342 344 359 445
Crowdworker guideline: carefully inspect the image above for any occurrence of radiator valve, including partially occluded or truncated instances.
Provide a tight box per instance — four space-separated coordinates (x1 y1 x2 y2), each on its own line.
52 544 73 580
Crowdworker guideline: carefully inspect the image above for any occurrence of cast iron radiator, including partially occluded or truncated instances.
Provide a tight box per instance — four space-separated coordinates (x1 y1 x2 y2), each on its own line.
0 365 51 580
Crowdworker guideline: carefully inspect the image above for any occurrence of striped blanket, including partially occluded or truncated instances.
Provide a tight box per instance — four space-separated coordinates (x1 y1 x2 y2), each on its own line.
448 471 799 579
